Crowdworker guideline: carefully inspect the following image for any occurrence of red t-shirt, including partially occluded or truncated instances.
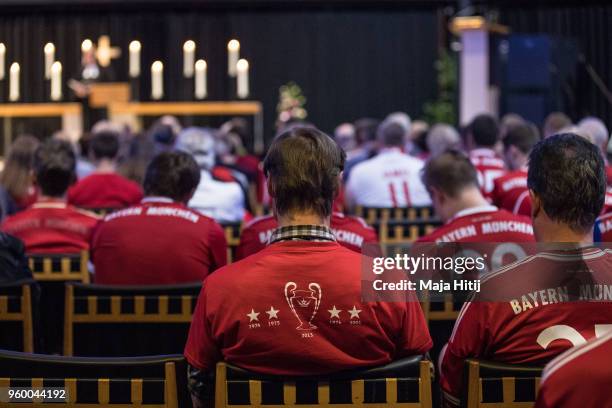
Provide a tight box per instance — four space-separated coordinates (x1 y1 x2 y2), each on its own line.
596 211 612 242
236 213 378 260
440 247 612 399
1 200 100 254
469 148 507 201
68 173 143 209
91 198 227 285
491 169 531 217
535 331 612 408
185 241 432 374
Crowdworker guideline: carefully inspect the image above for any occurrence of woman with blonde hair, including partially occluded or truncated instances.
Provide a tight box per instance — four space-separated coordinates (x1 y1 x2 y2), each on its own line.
0 135 40 212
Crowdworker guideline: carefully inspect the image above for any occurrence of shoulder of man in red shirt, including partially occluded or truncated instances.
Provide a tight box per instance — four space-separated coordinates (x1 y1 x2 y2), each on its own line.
491 170 531 216
185 241 432 375
68 173 143 208
91 201 227 284
2 202 100 253
236 212 378 260
535 331 612 408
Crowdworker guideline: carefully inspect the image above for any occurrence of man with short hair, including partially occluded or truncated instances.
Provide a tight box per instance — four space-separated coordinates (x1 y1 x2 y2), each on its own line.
91 151 227 285
2 140 100 253
185 127 431 404
543 111 572 139
426 124 461 157
68 130 143 208
334 122 359 160
175 127 246 223
417 150 534 244
491 122 540 216
345 121 431 208
466 114 506 200
439 134 612 405
535 331 612 408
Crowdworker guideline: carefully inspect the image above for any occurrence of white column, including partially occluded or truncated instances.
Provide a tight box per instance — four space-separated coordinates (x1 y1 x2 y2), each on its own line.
459 29 489 126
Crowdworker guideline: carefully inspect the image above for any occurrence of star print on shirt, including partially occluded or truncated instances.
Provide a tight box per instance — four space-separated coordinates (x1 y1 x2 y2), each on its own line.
266 306 280 319
247 309 260 322
348 305 362 319
328 305 342 319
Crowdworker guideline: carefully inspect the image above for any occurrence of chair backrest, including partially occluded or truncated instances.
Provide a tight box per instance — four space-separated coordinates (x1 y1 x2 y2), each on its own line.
421 293 462 322
215 356 432 407
79 207 121 217
64 282 201 356
28 252 90 283
0 279 35 352
459 359 542 408
376 219 442 246
354 206 436 225
0 349 189 407
222 222 242 263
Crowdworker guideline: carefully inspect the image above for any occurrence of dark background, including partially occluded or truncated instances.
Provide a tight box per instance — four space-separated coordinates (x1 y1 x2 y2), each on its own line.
0 0 611 145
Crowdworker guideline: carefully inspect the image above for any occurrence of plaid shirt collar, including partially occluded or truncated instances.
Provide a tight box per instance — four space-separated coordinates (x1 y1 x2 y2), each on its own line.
268 224 336 245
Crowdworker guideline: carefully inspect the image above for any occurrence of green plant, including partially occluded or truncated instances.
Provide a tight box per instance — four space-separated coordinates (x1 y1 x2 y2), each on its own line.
423 49 458 125
276 81 308 126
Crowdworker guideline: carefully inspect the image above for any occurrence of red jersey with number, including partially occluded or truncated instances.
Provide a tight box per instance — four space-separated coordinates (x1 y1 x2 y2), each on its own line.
491 169 531 216
440 248 612 399
235 213 378 260
68 173 143 209
1 200 100 254
91 198 227 285
469 148 507 201
185 241 432 374
535 331 612 408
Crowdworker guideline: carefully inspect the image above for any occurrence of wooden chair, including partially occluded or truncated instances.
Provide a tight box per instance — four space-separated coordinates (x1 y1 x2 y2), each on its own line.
215 355 432 407
0 349 189 407
64 282 201 356
28 252 90 283
421 294 462 323
79 207 122 217
0 279 36 352
222 222 243 263
454 359 542 408
354 206 436 225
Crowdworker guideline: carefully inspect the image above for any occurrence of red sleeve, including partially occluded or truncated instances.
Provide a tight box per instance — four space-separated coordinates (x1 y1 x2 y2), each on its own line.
533 381 555 408
398 298 433 356
491 178 502 208
129 184 144 206
207 221 227 271
184 280 222 371
235 225 261 261
440 301 489 398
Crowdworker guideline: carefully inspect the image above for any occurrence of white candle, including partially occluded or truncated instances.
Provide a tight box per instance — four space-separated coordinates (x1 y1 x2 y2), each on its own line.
129 40 141 78
50 61 62 101
151 60 163 100
44 42 55 80
227 39 240 77
0 43 5 80
81 39 93 55
9 62 19 101
236 58 249 99
183 40 195 78
194 59 207 100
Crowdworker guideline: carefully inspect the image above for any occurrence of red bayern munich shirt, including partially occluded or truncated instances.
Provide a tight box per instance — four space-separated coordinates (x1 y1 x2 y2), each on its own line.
491 169 531 217
68 173 143 208
235 212 378 260
185 240 432 374
440 247 612 399
91 197 227 285
2 200 100 254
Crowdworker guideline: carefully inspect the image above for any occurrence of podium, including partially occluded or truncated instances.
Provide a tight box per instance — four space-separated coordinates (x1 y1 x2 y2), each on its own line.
88 83 130 108
0 103 83 155
450 16 509 125
108 101 265 154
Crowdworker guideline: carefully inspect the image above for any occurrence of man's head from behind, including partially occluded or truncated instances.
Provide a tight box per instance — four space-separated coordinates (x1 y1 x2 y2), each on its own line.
143 151 201 204
264 126 345 222
528 133 605 240
543 112 572 139
90 130 120 163
175 127 216 171
34 139 76 198
467 114 499 149
421 150 482 222
503 122 540 170
377 120 405 149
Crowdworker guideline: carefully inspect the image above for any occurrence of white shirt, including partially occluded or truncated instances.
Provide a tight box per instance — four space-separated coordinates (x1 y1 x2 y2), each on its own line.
346 149 431 208
189 171 245 223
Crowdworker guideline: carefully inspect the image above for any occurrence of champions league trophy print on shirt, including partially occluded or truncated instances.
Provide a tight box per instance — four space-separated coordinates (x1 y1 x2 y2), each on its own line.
284 282 322 330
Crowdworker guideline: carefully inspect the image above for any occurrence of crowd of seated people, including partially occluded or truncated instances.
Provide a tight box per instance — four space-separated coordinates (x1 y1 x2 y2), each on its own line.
0 109 612 407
